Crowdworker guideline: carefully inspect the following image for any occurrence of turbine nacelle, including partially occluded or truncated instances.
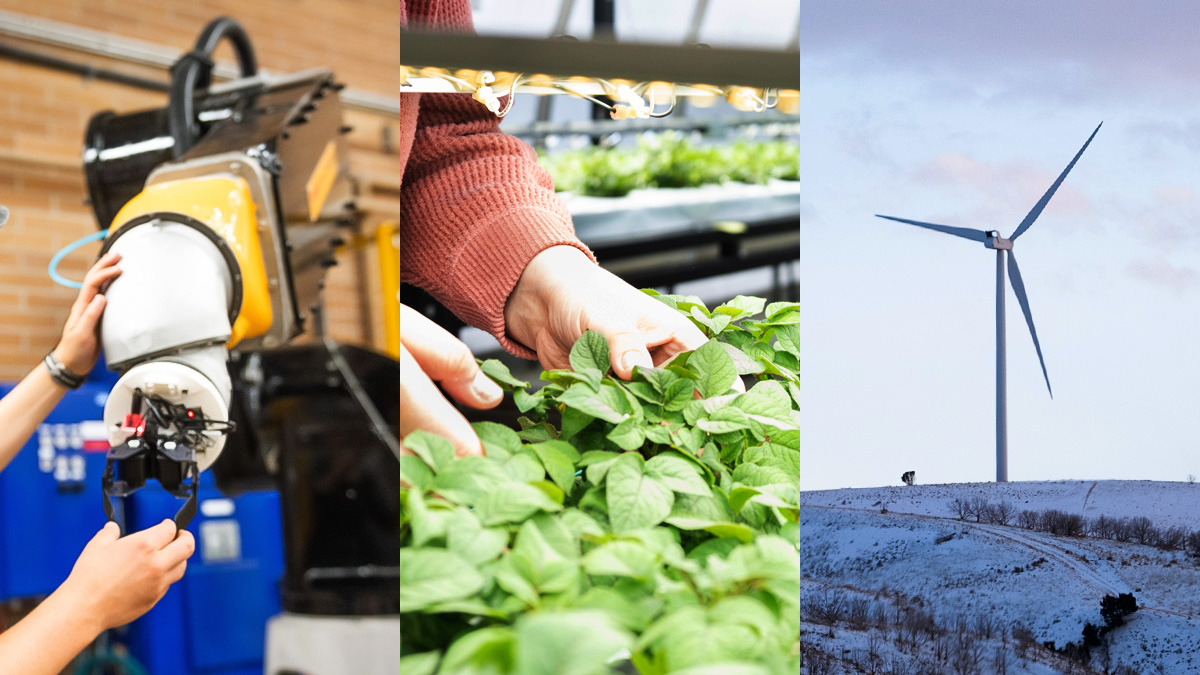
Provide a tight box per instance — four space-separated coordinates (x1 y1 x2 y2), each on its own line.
984 232 1013 250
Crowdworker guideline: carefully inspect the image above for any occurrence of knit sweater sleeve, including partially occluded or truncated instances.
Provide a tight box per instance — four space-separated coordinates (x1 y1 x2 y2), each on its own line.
400 0 594 358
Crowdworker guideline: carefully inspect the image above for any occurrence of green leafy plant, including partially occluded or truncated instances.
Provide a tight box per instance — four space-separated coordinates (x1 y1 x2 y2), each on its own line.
399 293 801 675
539 133 800 197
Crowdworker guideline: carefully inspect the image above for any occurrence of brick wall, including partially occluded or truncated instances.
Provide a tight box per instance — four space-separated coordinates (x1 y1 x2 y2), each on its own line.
0 0 400 380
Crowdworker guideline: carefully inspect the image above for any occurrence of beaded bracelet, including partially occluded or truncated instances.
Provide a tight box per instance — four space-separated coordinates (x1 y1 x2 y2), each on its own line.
43 351 85 389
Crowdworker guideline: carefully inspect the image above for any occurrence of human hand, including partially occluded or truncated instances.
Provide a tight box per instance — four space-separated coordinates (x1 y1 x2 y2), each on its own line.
58 520 194 632
504 246 731 386
54 252 121 375
399 304 504 457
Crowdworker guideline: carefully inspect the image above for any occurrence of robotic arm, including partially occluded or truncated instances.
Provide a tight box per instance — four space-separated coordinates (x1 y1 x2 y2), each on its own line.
83 18 355 529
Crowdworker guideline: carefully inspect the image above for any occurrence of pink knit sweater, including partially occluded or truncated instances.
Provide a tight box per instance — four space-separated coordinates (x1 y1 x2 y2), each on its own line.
399 0 594 358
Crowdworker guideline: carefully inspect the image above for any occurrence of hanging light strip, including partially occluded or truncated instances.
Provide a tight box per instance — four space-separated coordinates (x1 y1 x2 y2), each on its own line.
399 31 799 119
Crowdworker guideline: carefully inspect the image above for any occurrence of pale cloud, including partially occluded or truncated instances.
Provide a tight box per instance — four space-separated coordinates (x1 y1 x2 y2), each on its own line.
908 151 1093 231
1126 256 1200 294
1153 185 1197 207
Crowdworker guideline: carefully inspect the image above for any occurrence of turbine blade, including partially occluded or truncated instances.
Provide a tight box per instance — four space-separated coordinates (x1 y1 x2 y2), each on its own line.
1006 251 1052 398
1010 122 1102 240
874 215 988 242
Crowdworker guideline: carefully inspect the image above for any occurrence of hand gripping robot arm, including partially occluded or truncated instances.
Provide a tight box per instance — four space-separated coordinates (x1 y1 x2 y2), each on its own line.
84 17 355 530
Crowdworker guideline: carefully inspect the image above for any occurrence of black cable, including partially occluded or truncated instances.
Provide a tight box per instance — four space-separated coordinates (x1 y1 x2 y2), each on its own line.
0 41 168 92
168 16 257 158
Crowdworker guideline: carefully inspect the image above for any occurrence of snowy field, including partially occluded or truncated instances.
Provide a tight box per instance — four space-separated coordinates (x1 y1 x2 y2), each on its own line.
800 481 1200 674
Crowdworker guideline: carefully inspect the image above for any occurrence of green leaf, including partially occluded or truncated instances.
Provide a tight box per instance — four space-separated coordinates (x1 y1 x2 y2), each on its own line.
501 450 546 482
691 306 732 334
719 295 766 318
559 508 606 541
786 380 801 409
504 521 580 599
398 651 440 675
400 455 434 492
728 486 761 514
583 540 659 580
670 490 735 523
479 358 530 389
607 418 647 451
513 387 544 413
530 440 581 492
663 380 695 411
646 453 712 496
473 421 522 458
764 301 801 321
667 663 771 675
559 404 593 441
569 330 611 373
438 626 515 674
773 351 799 372
606 453 675 532
529 480 566 505
584 452 622 485
720 341 765 375
665 518 757 543
475 482 563 526
622 380 660 404
516 418 558 443
399 548 485 611
513 611 634 675
432 456 511 506
446 509 509 565
634 366 680 394
697 406 752 434
755 356 798 383
577 586 663 632
742 443 801 480
407 490 448 547
402 430 454 472
772 323 800 359
558 383 633 424
732 462 794 487
688 339 738 397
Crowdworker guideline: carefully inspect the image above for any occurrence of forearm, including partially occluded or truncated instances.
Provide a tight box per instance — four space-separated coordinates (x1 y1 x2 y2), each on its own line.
0 364 68 473
0 587 99 674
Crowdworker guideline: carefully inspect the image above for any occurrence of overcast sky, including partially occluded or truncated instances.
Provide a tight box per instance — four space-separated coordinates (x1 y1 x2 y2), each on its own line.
801 2 1200 489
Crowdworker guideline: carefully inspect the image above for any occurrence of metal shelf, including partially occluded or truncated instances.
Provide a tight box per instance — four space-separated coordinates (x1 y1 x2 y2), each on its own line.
399 31 798 90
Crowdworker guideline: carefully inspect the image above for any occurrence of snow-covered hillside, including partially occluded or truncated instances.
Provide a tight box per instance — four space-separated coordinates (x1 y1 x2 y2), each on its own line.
799 481 1200 675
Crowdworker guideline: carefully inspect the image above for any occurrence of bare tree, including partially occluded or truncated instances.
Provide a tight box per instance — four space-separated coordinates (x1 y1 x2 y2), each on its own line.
1090 514 1116 539
968 496 989 523
1156 525 1187 551
952 498 974 521
951 629 984 675
1186 530 1200 557
1129 516 1157 545
848 597 872 630
992 501 1013 526
993 641 1009 675
1017 510 1040 529
1011 625 1035 661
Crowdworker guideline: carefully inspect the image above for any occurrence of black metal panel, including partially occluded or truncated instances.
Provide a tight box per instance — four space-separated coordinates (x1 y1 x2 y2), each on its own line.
214 344 400 616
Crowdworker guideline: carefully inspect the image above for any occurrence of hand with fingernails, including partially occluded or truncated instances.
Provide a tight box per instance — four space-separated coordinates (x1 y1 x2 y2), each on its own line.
0 520 194 674
400 245 729 459
505 246 714 381
54 252 121 376
399 304 506 457
59 520 195 631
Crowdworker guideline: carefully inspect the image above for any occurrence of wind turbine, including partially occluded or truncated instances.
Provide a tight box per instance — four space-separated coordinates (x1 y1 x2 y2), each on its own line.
876 122 1101 483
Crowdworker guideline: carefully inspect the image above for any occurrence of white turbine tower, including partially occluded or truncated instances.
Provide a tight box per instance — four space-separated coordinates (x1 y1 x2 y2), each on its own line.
876 123 1102 482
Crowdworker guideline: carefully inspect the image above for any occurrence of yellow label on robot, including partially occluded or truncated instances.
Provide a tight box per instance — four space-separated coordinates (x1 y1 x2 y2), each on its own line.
306 140 339 221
